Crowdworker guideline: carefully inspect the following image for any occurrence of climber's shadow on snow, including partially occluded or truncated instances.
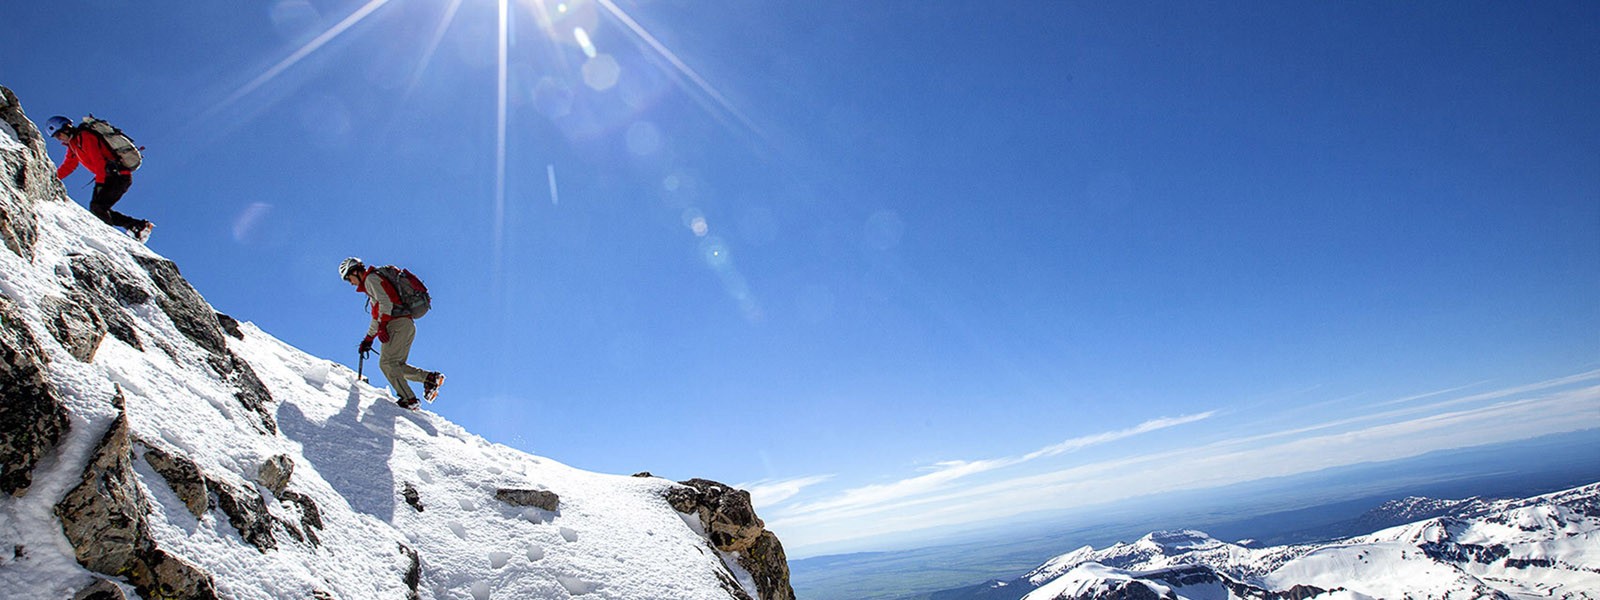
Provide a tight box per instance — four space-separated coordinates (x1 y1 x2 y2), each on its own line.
276 384 435 523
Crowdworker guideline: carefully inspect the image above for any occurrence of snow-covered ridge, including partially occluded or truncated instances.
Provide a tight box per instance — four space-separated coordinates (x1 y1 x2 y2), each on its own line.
1006 483 1600 600
0 85 795 600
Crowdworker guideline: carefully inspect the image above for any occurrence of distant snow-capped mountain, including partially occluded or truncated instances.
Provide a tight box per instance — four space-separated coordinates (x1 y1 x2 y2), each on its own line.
0 86 794 599
947 483 1600 600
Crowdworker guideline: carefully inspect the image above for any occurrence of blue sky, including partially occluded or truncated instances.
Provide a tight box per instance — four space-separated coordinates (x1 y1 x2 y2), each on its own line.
6 1 1597 556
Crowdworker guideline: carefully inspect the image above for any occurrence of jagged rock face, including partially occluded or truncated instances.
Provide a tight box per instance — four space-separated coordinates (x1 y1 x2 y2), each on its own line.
667 478 797 600
54 395 220 599
0 85 62 260
132 255 229 357
142 444 210 518
39 291 108 362
68 252 149 351
739 531 797 600
669 478 767 553
0 295 69 497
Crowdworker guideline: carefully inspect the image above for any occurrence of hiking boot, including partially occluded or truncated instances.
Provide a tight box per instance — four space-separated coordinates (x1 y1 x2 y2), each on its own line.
423 372 445 401
132 220 155 242
397 396 420 410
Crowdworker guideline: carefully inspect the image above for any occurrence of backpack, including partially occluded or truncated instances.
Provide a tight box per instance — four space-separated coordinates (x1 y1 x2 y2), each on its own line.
79 115 143 172
374 265 431 319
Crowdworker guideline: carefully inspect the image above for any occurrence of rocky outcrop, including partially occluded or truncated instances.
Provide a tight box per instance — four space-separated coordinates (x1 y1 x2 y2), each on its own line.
68 252 148 351
142 444 210 518
72 578 129 600
0 295 69 497
128 254 278 434
740 530 795 600
667 478 796 600
54 391 220 599
257 454 294 496
495 488 561 512
132 255 228 357
668 479 766 553
39 291 108 362
0 85 63 260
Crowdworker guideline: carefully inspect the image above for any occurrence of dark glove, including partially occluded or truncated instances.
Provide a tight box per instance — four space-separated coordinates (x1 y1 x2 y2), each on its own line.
376 323 391 343
358 337 374 355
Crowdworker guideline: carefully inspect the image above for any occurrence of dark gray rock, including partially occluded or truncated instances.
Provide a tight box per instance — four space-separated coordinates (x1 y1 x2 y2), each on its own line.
68 253 149 351
403 482 424 512
257 454 293 497
211 479 278 553
132 255 228 357
399 542 421 600
69 252 152 306
280 490 324 547
39 292 107 362
0 295 69 496
71 578 129 600
141 445 209 518
0 85 62 260
216 312 244 340
54 393 220 599
495 488 560 512
201 351 277 435
226 352 277 434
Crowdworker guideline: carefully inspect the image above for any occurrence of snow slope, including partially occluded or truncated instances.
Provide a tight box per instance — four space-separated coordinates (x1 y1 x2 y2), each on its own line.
0 87 788 600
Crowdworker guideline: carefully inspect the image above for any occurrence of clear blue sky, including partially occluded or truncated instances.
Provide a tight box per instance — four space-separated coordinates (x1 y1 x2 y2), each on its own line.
7 1 1597 556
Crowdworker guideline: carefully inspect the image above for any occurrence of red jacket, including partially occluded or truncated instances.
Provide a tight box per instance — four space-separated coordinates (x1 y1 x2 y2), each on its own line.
357 267 405 340
57 128 128 183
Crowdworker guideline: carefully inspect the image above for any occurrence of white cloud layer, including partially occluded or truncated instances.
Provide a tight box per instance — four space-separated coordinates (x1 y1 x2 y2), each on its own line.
764 371 1600 554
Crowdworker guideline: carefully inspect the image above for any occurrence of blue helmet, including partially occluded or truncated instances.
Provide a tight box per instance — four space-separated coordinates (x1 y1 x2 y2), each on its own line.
44 116 73 137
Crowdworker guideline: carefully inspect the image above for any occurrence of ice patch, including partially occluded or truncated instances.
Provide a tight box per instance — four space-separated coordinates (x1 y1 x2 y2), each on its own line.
488 551 512 569
560 527 578 543
526 545 545 561
448 520 468 539
470 580 490 600
458 498 476 511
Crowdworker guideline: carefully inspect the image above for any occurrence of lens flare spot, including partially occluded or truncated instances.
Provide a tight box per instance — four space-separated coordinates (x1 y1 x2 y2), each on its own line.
626 121 662 156
582 54 620 91
573 27 597 59
700 236 730 267
682 208 710 237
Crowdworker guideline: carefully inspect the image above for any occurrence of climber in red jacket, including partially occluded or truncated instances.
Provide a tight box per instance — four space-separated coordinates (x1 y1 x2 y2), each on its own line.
45 115 153 241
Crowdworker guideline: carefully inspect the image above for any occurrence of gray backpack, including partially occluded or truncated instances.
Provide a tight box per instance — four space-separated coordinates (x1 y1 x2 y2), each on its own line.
374 265 431 319
79 115 143 172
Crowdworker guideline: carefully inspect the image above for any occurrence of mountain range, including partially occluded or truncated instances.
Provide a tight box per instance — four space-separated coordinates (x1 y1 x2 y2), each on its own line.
936 482 1600 599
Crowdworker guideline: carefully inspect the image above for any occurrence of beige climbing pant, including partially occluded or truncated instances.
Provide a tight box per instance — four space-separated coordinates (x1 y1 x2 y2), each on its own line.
379 317 430 400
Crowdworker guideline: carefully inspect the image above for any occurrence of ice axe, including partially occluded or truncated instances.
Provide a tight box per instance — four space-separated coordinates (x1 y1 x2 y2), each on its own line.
357 349 370 383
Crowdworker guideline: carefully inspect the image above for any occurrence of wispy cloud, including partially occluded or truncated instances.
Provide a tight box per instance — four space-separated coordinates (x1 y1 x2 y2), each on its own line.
765 372 1600 555
739 475 834 508
778 412 1215 519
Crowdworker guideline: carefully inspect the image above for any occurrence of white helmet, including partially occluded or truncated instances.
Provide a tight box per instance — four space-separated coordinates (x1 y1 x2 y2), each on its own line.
338 257 365 279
